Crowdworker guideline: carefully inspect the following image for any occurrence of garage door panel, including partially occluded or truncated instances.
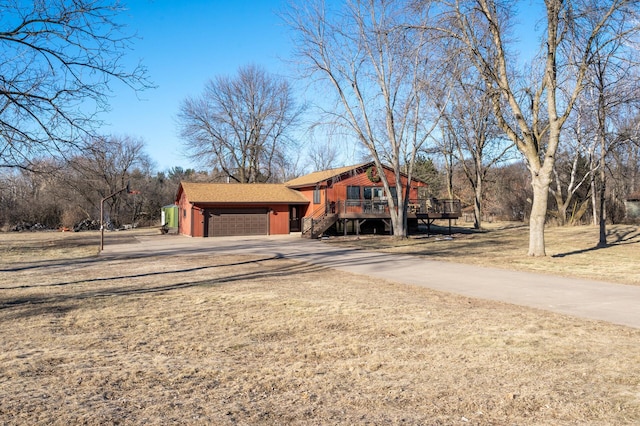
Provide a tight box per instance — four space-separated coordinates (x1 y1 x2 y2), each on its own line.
206 208 268 237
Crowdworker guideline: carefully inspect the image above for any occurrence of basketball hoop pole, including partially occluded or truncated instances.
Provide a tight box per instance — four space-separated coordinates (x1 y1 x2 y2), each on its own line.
100 182 134 252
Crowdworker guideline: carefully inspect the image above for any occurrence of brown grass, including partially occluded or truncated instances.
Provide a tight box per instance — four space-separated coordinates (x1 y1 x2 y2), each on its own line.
327 222 640 285
1 229 639 425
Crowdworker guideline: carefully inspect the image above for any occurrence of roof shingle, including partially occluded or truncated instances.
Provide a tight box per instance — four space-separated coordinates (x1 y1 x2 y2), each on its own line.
284 163 369 188
179 182 309 204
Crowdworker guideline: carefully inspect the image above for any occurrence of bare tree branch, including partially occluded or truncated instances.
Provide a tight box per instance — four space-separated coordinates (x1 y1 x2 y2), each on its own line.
177 64 303 183
0 0 152 170
285 0 451 237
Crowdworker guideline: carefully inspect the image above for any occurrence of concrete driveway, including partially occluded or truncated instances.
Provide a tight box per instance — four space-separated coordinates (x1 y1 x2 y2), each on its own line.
101 233 640 329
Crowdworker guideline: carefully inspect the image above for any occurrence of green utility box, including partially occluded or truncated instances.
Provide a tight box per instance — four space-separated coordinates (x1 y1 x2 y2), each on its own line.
161 205 179 229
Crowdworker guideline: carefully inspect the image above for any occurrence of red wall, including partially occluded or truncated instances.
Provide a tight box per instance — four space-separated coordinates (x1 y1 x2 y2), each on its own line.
192 208 205 237
297 188 326 217
177 190 195 237
176 165 425 235
269 204 290 235
297 166 427 219
333 167 425 199
179 199 294 237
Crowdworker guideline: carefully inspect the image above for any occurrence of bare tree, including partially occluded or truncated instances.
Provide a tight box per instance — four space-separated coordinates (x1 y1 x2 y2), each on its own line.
66 135 150 227
610 115 640 203
549 104 595 226
431 124 457 199
550 150 593 226
0 160 64 229
491 161 532 222
0 0 150 170
441 75 514 229
307 135 340 171
586 36 640 245
431 0 640 255
285 0 449 237
177 64 303 183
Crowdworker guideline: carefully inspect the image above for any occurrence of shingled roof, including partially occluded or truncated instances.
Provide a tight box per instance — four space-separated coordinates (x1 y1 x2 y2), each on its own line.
178 182 309 204
284 161 429 188
284 163 370 188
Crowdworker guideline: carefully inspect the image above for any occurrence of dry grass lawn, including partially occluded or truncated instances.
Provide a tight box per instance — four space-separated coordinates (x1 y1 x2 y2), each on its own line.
328 222 640 285
0 228 639 425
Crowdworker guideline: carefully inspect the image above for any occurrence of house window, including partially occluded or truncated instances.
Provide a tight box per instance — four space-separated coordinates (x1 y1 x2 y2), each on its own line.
313 188 321 204
364 186 384 200
347 186 360 199
388 187 398 202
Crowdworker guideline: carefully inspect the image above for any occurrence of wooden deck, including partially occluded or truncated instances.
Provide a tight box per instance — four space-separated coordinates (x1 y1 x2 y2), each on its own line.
333 199 462 219
339 212 461 220
302 198 462 238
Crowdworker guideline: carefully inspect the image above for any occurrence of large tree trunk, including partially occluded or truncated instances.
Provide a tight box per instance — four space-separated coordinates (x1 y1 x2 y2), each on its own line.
598 167 607 247
528 172 551 256
556 206 567 226
552 189 567 226
391 205 406 237
473 176 482 230
597 88 608 247
590 163 598 226
389 180 407 237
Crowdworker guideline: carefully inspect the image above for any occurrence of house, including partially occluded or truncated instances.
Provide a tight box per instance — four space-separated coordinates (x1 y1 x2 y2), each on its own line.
176 182 309 237
285 162 460 237
175 162 461 238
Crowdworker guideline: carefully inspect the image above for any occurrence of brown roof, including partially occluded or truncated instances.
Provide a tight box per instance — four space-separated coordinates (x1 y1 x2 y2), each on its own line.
285 163 370 188
179 182 309 204
627 192 640 201
284 162 429 187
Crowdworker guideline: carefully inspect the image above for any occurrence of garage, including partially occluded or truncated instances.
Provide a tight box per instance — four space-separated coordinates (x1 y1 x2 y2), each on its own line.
205 208 268 237
176 182 309 237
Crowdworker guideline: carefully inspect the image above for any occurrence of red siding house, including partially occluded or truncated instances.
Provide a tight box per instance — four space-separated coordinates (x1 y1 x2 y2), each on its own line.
176 182 309 237
176 162 461 238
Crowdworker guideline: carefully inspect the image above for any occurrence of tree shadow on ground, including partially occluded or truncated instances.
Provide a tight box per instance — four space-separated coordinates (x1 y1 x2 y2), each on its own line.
413 222 527 236
329 223 528 259
0 257 328 320
552 226 640 258
0 256 282 290
1 255 103 272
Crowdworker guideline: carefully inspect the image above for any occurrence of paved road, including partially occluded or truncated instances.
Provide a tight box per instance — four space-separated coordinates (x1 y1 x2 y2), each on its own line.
101 233 640 329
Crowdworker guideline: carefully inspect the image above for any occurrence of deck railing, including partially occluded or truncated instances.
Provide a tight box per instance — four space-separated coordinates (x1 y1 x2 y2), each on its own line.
333 198 461 216
408 198 462 216
301 198 461 237
302 202 332 236
334 199 390 215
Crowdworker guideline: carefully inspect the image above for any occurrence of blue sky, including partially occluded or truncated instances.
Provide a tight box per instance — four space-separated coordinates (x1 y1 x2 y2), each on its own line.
102 1 543 173
102 0 294 172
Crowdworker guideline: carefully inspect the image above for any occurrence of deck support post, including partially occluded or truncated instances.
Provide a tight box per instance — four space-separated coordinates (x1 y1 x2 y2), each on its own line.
379 219 391 236
357 219 368 237
419 217 434 236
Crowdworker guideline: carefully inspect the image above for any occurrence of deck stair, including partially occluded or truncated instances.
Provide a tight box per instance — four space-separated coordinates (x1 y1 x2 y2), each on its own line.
302 213 338 239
